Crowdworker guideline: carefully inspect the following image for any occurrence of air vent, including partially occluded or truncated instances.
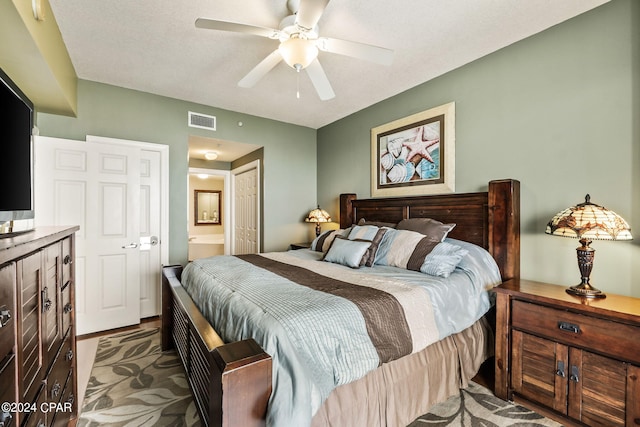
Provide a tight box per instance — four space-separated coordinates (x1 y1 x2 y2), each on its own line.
188 111 216 131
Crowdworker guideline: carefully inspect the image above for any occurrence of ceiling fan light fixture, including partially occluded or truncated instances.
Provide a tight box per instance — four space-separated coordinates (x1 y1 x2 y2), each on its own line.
204 151 218 160
279 37 318 70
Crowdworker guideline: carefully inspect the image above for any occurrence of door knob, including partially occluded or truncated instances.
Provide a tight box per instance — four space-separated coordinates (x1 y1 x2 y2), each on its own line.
139 236 159 251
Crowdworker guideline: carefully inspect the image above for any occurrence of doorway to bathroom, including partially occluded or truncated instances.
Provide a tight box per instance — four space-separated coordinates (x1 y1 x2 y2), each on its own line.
188 170 229 260
188 135 262 260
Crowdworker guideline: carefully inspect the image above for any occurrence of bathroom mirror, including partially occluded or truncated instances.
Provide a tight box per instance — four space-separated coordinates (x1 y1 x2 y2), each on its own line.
195 190 221 225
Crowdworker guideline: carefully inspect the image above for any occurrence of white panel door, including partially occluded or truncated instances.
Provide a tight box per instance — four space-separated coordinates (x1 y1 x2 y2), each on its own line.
138 149 161 318
233 167 258 255
35 136 141 334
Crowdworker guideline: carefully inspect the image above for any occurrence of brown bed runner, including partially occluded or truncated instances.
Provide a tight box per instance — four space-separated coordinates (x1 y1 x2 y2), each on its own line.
237 254 413 364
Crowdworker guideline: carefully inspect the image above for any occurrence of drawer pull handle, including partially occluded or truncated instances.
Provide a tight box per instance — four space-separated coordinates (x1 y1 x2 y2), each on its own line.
42 287 53 312
51 381 61 397
64 303 73 314
66 349 74 361
570 365 580 383
0 309 11 328
64 255 72 265
0 411 12 427
556 361 566 378
558 321 580 334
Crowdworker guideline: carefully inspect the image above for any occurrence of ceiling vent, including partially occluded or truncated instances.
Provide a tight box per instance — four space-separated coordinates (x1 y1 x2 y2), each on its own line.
188 111 216 131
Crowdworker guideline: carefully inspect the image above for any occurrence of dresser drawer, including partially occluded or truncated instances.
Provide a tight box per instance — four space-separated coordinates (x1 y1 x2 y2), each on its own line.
47 336 74 403
50 371 74 427
512 300 640 365
20 385 47 427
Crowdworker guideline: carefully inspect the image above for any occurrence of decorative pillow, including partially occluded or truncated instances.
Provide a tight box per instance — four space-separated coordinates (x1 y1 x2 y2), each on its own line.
420 241 469 278
445 238 502 288
347 225 388 266
357 218 397 229
375 228 440 271
396 218 456 242
323 237 372 268
311 229 347 252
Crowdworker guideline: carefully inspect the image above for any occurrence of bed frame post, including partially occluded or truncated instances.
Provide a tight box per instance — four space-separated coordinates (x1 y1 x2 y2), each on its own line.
488 179 520 281
339 193 357 229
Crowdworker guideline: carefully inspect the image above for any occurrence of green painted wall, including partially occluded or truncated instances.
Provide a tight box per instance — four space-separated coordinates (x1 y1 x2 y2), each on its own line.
318 0 639 297
37 80 317 265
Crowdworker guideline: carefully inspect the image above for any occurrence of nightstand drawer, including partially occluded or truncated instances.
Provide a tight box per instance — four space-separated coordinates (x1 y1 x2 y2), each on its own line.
512 300 640 365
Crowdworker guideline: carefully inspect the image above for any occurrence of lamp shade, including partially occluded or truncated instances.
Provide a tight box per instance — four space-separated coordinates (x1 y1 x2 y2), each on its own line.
305 206 331 224
545 194 632 241
279 37 318 70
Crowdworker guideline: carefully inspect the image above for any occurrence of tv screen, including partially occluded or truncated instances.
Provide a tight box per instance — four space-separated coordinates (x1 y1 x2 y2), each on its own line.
0 67 35 225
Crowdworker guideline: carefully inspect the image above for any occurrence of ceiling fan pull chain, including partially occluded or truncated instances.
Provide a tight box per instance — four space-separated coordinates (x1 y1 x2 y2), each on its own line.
296 67 301 99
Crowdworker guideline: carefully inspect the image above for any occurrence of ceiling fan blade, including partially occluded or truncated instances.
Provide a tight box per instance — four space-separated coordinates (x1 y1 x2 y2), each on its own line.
305 59 335 100
195 18 280 39
318 37 393 66
238 50 283 88
295 0 330 30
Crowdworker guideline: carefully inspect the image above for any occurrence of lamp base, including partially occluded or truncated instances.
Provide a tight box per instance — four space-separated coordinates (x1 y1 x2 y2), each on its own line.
566 283 606 299
567 238 606 298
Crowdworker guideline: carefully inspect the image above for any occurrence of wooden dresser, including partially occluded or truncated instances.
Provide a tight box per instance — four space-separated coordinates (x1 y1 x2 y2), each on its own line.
0 226 79 427
494 278 640 426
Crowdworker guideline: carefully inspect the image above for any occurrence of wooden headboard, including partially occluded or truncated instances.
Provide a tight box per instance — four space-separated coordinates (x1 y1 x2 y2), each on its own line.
339 179 520 281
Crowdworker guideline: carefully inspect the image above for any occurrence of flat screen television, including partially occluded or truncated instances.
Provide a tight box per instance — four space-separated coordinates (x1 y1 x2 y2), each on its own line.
0 67 35 236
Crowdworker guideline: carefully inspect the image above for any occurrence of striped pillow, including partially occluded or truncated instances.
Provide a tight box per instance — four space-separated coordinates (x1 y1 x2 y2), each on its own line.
347 225 388 267
420 241 469 277
311 229 347 252
375 229 440 271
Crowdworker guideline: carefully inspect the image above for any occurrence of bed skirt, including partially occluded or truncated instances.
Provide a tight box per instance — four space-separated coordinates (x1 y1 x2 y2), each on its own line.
311 316 494 427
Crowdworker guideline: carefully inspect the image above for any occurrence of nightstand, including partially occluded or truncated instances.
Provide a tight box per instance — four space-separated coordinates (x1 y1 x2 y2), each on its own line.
494 278 640 427
289 242 311 250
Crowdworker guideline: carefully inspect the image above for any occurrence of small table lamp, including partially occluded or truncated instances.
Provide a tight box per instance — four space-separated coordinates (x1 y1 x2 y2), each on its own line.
545 194 632 298
305 205 331 237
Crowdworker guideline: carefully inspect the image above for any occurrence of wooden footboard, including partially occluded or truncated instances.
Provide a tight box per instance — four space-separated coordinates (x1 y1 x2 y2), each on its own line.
161 265 272 427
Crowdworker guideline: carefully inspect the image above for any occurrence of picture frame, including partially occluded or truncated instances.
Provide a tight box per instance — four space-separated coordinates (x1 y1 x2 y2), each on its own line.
371 102 455 197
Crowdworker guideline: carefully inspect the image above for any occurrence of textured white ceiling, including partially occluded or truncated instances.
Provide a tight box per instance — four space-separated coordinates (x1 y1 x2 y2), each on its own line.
49 0 609 129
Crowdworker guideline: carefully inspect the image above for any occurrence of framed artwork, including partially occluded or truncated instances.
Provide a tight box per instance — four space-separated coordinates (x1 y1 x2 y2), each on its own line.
371 102 455 197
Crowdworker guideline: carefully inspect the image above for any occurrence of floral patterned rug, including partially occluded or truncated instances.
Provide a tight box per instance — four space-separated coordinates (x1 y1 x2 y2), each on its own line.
79 328 561 427
408 383 562 427
77 328 200 426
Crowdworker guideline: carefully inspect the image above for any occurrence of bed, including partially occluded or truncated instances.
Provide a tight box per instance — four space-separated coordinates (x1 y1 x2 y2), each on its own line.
161 179 520 427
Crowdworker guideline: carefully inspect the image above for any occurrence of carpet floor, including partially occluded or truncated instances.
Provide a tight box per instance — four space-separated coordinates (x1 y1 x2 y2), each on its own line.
78 328 562 427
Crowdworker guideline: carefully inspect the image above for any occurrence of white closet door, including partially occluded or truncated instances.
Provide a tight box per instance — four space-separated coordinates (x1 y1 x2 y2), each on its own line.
35 136 141 334
233 167 258 255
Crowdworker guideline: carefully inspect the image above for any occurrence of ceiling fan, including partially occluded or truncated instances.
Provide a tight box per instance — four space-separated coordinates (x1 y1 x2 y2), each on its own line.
195 0 393 100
